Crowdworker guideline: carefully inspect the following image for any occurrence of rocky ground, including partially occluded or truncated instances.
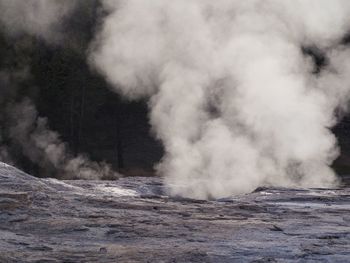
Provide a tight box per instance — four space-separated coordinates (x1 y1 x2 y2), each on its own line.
0 162 349 262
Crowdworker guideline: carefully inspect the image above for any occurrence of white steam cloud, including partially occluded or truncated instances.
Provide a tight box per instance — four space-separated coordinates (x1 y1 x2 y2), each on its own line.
0 0 77 43
91 0 350 199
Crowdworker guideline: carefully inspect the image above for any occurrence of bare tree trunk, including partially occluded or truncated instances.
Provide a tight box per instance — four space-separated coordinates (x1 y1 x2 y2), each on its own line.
77 85 86 153
69 93 76 154
115 105 124 171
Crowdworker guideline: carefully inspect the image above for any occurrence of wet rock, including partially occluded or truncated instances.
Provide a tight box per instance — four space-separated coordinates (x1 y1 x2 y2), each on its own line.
252 186 270 193
99 247 107 254
0 192 30 210
270 225 283 232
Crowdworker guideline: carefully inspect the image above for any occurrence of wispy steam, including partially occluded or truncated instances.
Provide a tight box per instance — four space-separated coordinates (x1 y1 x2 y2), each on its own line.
0 0 118 180
0 0 77 43
91 0 350 199
5 98 116 179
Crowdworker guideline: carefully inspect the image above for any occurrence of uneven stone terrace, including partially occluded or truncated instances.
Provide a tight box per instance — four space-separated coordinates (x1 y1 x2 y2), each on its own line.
0 163 349 262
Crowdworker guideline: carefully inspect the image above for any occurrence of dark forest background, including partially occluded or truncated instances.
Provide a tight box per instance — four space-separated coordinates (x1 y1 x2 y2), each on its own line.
0 4 163 177
0 3 350 178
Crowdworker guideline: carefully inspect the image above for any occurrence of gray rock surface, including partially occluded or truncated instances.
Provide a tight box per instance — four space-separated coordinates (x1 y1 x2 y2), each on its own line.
0 162 349 262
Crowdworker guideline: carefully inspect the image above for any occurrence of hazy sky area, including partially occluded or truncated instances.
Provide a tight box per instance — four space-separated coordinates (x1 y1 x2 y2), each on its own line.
1 1 350 199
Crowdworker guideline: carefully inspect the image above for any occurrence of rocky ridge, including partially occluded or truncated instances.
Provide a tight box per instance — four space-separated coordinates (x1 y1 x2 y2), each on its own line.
0 162 349 262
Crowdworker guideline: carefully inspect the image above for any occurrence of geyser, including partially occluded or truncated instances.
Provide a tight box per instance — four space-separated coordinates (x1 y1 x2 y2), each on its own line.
2 0 350 199
90 0 350 199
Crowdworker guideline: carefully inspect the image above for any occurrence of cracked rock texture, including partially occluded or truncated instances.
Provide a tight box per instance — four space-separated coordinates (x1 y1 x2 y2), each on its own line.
0 162 349 262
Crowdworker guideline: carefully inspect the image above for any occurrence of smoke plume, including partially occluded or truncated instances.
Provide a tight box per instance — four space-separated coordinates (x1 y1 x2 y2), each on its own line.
91 0 350 199
0 0 118 180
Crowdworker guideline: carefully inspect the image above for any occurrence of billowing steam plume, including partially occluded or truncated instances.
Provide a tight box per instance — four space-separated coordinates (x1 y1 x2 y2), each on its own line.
91 0 350 199
0 0 118 180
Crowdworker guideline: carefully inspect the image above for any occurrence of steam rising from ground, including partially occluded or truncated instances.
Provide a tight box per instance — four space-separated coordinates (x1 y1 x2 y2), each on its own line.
1 0 350 197
5 98 116 180
91 0 350 199
0 0 118 180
